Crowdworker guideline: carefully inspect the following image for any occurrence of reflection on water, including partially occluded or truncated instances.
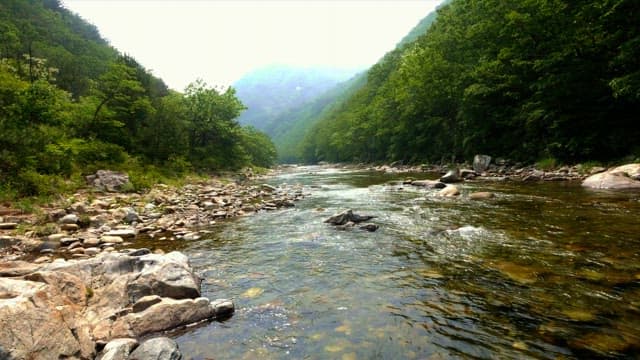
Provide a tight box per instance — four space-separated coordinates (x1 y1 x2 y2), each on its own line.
154 166 640 359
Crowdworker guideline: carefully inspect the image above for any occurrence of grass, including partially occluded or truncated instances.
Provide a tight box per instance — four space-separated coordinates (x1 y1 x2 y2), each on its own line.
536 157 558 171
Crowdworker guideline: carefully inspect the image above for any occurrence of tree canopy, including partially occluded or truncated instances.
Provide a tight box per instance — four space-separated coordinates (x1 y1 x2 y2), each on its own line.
300 0 640 164
0 0 276 197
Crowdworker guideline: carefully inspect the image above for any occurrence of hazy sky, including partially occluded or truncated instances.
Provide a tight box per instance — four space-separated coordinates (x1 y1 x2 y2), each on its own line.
63 0 441 91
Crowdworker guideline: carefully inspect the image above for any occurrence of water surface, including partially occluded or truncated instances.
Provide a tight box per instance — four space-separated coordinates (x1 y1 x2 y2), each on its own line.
159 166 640 359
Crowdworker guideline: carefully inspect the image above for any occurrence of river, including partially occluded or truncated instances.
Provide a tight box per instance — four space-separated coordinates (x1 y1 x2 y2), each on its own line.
150 165 640 359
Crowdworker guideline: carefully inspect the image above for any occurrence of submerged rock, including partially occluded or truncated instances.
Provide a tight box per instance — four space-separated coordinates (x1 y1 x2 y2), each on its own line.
438 185 460 197
325 209 376 226
469 191 494 200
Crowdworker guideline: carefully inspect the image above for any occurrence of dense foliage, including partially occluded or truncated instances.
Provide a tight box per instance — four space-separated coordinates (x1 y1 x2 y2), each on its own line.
301 0 640 164
0 0 276 197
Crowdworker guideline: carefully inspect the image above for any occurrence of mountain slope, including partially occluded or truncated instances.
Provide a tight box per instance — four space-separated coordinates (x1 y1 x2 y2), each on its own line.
233 65 361 132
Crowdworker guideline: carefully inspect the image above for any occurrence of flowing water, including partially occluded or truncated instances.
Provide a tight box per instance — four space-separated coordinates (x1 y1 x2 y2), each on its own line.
154 166 640 359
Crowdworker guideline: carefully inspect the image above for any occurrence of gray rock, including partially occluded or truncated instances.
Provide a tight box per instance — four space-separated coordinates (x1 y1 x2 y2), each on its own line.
97 338 139 360
440 168 461 183
60 214 79 224
211 298 235 317
473 154 492 173
123 208 140 224
129 337 181 360
86 170 131 192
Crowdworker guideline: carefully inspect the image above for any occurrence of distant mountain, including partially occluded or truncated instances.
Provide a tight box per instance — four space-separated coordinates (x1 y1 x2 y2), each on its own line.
233 65 361 133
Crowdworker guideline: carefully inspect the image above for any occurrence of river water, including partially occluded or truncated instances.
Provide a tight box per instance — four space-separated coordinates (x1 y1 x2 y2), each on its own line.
158 166 639 359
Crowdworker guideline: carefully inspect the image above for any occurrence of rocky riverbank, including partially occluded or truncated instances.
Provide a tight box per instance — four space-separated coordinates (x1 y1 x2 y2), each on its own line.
0 170 306 359
0 172 305 263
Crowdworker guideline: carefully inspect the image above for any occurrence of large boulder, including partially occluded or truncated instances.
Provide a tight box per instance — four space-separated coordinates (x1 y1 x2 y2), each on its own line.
582 163 640 189
473 154 492 173
0 275 95 360
86 170 131 192
0 251 232 360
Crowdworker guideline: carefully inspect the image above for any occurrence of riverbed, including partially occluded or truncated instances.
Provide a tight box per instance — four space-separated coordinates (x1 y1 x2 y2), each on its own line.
147 165 640 359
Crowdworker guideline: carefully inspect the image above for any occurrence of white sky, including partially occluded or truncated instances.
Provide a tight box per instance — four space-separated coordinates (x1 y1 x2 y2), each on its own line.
63 0 441 91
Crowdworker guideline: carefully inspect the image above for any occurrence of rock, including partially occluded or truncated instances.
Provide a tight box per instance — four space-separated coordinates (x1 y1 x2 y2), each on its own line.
261 184 277 193
61 223 79 231
582 163 640 189
108 297 215 339
440 168 461 183
34 256 51 264
96 338 139 360
469 191 494 200
129 337 182 360
85 247 101 256
123 208 140 224
60 237 77 246
411 180 446 189
69 202 88 214
104 229 136 238
473 154 492 173
460 169 477 179
86 170 132 192
438 185 460 197
101 235 124 244
210 298 235 317
0 275 95 360
359 223 379 232
84 237 102 246
523 169 545 182
0 222 18 230
325 209 376 226
0 261 42 277
123 251 201 302
60 214 79 224
132 295 163 313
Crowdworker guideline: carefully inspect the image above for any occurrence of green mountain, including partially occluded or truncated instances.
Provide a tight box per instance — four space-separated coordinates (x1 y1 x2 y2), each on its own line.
234 65 361 132
0 0 277 197
265 2 448 163
300 0 640 164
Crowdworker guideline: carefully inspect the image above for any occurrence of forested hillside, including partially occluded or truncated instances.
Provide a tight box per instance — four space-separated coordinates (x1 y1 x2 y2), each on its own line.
271 1 447 163
301 0 640 164
0 0 275 198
